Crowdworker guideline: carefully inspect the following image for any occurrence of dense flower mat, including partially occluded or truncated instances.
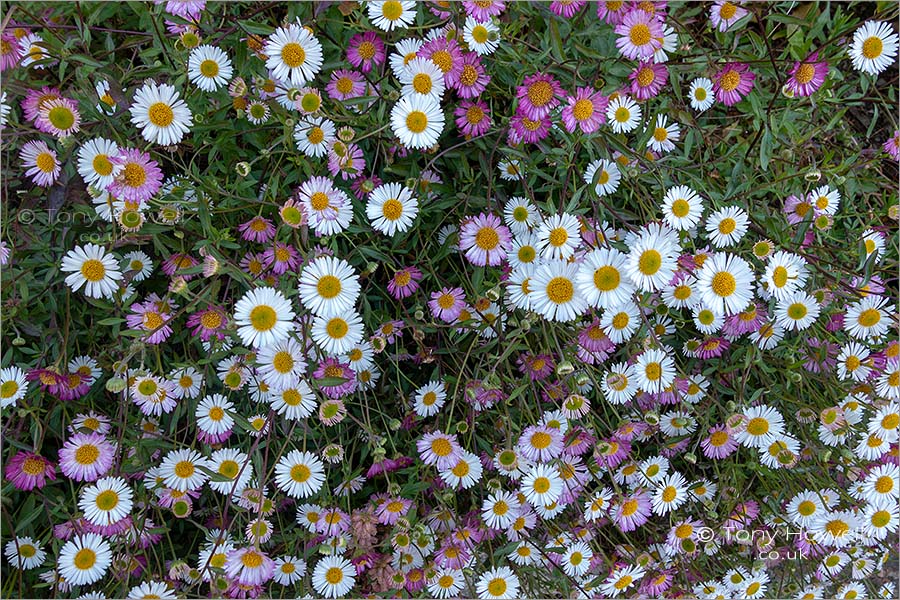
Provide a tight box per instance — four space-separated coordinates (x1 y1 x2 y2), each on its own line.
1 1 899 598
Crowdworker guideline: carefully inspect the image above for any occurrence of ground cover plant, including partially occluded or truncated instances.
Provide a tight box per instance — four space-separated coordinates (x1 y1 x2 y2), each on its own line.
0 0 898 598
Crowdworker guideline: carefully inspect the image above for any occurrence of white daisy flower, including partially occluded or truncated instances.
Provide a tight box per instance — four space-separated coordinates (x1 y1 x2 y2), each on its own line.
207 447 253 495
599 565 645 597
625 223 680 292
269 380 316 421
127 581 177 599
60 243 123 300
520 462 563 506
536 212 581 260
507 233 540 269
583 158 621 196
0 366 28 409
389 37 424 77
391 94 445 149
428 568 465 599
561 541 593 577
503 196 539 234
661 185 703 231
367 182 419 235
606 95 641 133
635 347 676 394
774 291 820 331
398 57 446 100
651 471 689 515
808 185 840 215
506 264 535 311
413 381 447 417
844 295 892 340
689 77 715 111
298 255 361 318
862 463 899 508
481 490 520 530
762 251 808 300
195 393 235 437
294 116 336 157
78 476 133 527
4 536 46 570
529 260 588 322
311 311 365 356
498 158 524 180
735 404 785 449
464 17 500 55
120 250 154 282
272 555 306 586
695 252 755 315
576 247 635 309
692 305 724 334
311 555 356 598
129 81 193 146
438 451 483 489
188 45 233 92
233 287 295 348
647 114 680 153
57 534 112 586
76 138 121 189
264 23 324 86
368 0 417 31
705 205 749 247
274 450 325 499
601 301 641 343
810 510 859 548
861 228 886 261
476 566 520 600
601 362 638 404
256 339 307 388
159 448 210 492
849 21 899 76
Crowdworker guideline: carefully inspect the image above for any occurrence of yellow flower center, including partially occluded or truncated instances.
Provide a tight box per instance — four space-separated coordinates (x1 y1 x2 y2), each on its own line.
357 41 376 60
527 81 554 107
326 318 349 339
718 217 736 234
381 0 403 20
638 249 662 275
291 464 311 482
472 25 489 44
431 438 453 457
174 460 195 478
787 303 807 320
532 476 550 493
280 42 306 68
545 277 573 303
200 59 219 77
382 198 403 220
475 226 500 250
572 98 594 121
219 460 239 478
405 110 428 133
746 417 769 436
862 36 883 60
148 102 174 127
488 578 507 596
719 2 737 19
80 259 107 282
241 551 263 568
795 62 815 84
719 70 741 92
95 489 120 511
636 66 655 87
711 271 737 297
430 50 453 73
629 23 651 46
858 308 881 327
74 548 97 570
122 163 147 188
244 304 278 334
48 106 75 131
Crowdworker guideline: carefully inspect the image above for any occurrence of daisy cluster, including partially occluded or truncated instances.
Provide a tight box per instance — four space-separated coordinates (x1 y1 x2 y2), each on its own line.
1 1 898 599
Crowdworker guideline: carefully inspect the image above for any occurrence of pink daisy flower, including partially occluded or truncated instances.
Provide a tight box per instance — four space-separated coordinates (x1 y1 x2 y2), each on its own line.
387 266 422 299
239 216 276 243
375 497 412 525
596 0 630 25
327 141 366 180
629 61 668 100
429 286 466 322
376 319 405 344
516 72 564 120
783 193 813 224
5 451 56 491
518 424 564 462
694 336 729 359
458 212 511 267
240 251 269 279
19 140 60 187
709 0 748 32
36 96 81 138
884 130 900 160
58 432 116 482
517 352 555 381
614 9 663 60
550 0 587 18
0 32 22 71
347 31 385 74
416 431 462 470
186 305 228 341
454 99 492 137
612 489 652 532
351 173 382 199
452 52 490 98
561 87 608 133
508 111 552 145
21 86 61 125
785 52 828 97
126 298 173 344
327 68 367 101
58 371 93 401
263 242 300 275
108 147 164 203
314 358 357 398
162 253 199 280
714 62 756 106
701 424 738 458
722 303 767 336
225 547 275 586
418 37 465 87
461 0 506 21
316 507 351 536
